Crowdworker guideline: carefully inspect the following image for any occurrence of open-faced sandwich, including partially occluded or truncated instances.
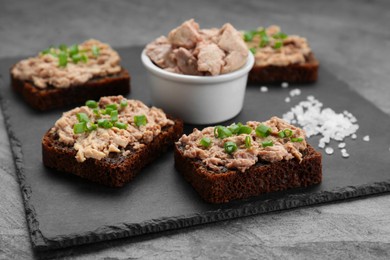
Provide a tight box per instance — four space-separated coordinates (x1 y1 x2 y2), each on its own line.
175 116 322 203
42 95 183 187
11 39 130 111
244 26 318 84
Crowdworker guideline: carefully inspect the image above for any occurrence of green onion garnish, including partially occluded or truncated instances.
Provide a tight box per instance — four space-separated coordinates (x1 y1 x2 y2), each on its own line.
68 44 79 56
71 53 82 64
278 131 285 138
200 137 212 148
104 107 113 115
273 41 283 49
283 129 293 137
291 137 304 142
214 126 232 139
76 113 89 123
259 30 270 47
228 123 242 134
224 141 238 154
106 104 118 110
97 119 113 129
120 99 128 108
256 124 271 137
238 125 252 135
58 51 68 67
41 48 51 55
272 32 288 40
114 122 128 129
110 110 118 122
93 108 100 117
92 45 100 57
73 122 86 134
59 44 68 51
87 123 98 131
245 136 252 148
81 54 88 63
249 47 256 54
86 100 98 108
262 140 274 147
243 31 256 42
134 115 147 127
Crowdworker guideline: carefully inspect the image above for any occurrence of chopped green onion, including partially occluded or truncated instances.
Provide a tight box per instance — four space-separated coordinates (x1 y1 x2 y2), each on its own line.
243 31 256 42
76 113 89 123
228 123 242 134
262 140 274 147
224 141 238 154
59 44 68 51
41 48 51 55
200 137 212 148
214 126 232 139
259 30 269 47
92 45 100 57
245 136 252 149
278 131 285 138
120 99 128 108
110 110 118 122
68 44 79 56
114 122 128 129
71 53 82 63
73 122 86 134
291 137 304 142
106 104 118 110
272 32 288 40
86 100 98 108
134 115 147 127
93 108 100 117
58 51 68 67
87 122 98 131
256 124 271 137
104 107 113 115
249 47 256 54
238 125 252 135
97 119 113 129
81 54 88 63
283 129 293 137
273 41 283 49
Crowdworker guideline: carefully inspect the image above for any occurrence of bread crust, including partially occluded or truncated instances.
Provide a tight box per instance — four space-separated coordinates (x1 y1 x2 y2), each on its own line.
248 53 319 84
11 68 131 111
42 118 183 187
174 144 322 203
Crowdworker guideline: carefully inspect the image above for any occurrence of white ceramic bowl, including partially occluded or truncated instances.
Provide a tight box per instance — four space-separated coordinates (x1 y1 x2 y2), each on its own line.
141 49 255 125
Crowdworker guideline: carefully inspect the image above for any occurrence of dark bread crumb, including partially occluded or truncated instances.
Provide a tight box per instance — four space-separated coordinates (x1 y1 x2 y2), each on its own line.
174 144 322 203
11 67 131 111
248 53 319 84
42 117 183 187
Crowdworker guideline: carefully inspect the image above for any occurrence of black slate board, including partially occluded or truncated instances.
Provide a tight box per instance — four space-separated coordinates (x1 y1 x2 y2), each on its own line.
1 47 390 251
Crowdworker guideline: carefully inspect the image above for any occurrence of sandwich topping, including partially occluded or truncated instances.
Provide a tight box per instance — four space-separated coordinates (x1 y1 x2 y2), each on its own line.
177 117 307 173
51 96 174 162
11 39 122 89
244 25 312 67
146 19 249 76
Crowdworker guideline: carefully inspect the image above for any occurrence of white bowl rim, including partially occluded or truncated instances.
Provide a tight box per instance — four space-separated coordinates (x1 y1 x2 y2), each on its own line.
141 48 255 84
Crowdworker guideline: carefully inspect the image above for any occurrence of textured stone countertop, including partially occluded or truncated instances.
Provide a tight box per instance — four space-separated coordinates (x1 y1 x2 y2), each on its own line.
1 0 390 259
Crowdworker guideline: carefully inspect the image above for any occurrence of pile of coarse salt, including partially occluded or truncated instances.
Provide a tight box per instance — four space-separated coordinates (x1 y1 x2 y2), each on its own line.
283 96 359 157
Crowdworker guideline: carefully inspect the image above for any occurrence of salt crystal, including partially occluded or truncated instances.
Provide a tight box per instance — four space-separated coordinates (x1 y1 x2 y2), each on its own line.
285 97 291 103
281 82 289 88
338 142 346 148
363 135 370 142
283 96 359 151
341 152 350 158
351 134 357 139
260 86 268 92
325 147 334 155
340 148 347 153
289 88 301 97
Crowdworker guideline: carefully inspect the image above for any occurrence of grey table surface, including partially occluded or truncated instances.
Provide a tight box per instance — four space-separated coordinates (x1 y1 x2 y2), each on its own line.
1 0 390 259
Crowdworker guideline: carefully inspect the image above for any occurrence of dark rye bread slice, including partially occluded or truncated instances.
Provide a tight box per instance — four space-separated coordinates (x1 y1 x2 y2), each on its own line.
42 117 183 187
174 144 322 203
11 67 130 111
248 53 319 84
